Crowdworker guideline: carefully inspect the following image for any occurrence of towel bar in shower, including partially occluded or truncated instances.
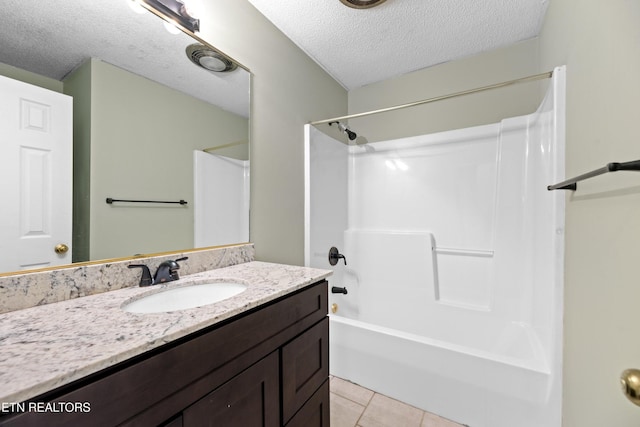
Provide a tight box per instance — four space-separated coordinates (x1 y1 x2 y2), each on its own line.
106 198 188 205
547 160 640 191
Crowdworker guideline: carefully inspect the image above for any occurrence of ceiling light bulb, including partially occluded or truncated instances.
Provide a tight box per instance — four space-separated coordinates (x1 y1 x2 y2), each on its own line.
199 56 227 72
163 20 182 34
127 0 146 14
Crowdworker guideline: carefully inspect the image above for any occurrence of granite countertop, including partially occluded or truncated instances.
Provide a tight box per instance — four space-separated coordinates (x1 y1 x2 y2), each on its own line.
0 261 332 404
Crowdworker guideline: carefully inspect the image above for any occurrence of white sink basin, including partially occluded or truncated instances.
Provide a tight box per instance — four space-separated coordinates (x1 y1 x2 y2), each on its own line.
123 282 248 314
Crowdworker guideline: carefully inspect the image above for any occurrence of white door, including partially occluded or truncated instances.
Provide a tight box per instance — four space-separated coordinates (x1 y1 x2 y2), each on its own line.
0 75 73 271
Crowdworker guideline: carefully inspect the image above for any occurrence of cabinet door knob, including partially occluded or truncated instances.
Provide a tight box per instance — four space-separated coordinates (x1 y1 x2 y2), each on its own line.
54 243 69 254
621 369 640 406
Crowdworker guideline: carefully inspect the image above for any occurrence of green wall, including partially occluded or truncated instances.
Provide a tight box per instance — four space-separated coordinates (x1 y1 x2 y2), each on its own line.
63 61 92 262
0 62 63 92
83 59 249 260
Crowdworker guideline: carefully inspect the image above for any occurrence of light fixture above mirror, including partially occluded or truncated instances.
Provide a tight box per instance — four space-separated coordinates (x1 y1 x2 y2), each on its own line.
138 0 200 33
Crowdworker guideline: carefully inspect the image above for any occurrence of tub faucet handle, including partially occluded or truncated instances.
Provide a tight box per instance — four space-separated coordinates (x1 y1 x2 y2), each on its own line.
328 247 347 266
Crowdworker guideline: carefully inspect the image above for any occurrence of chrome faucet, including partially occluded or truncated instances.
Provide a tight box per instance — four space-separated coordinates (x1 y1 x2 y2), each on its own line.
128 257 188 287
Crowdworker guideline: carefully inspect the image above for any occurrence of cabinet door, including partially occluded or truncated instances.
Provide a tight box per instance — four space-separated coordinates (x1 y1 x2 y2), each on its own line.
285 380 329 427
183 352 279 427
282 318 329 423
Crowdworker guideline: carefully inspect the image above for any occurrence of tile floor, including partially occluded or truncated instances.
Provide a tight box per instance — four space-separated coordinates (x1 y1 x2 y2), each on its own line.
329 376 465 427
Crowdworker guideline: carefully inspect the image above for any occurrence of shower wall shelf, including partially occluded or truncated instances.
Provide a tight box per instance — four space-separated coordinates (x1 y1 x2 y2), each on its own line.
106 198 188 205
547 160 640 191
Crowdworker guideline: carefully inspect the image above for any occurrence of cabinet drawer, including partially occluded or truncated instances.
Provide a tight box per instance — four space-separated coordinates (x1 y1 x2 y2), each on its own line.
183 352 279 427
281 317 329 423
285 380 329 427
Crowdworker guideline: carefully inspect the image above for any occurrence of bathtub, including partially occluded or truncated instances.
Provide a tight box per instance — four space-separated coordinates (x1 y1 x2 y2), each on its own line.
326 227 561 427
306 67 566 427
329 312 558 427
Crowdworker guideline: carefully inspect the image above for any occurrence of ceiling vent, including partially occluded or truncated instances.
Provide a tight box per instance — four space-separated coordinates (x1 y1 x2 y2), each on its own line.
186 44 238 73
339 0 387 9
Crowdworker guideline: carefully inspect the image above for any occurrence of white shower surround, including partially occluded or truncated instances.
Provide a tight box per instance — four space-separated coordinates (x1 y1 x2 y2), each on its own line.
305 67 565 427
194 151 249 247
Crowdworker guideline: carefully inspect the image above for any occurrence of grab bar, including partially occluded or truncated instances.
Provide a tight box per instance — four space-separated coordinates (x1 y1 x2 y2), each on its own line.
434 247 494 257
547 160 640 191
106 197 188 205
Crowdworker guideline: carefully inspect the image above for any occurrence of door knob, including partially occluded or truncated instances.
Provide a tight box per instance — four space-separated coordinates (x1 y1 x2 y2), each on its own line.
54 243 69 254
620 369 640 406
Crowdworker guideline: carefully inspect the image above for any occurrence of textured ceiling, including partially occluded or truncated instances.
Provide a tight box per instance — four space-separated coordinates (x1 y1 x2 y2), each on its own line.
248 0 550 90
0 0 249 117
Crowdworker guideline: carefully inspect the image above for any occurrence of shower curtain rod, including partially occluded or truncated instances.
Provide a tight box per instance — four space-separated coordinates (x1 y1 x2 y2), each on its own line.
203 140 247 152
309 70 554 125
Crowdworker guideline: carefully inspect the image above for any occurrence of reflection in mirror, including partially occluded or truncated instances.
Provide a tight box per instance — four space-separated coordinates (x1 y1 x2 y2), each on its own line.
0 0 250 275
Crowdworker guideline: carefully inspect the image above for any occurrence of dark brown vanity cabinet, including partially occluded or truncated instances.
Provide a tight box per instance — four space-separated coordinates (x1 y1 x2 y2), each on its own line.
181 352 280 426
1 280 329 427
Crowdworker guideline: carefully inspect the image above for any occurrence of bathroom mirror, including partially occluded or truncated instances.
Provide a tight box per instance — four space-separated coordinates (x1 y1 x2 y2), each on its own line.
0 0 250 275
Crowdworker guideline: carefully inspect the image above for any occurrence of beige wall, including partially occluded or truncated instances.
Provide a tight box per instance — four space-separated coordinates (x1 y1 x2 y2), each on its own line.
347 39 542 141
540 0 640 426
195 0 348 265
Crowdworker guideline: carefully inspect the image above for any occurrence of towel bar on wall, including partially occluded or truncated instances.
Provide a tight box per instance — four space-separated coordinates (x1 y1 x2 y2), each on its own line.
547 160 640 191
106 198 188 205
